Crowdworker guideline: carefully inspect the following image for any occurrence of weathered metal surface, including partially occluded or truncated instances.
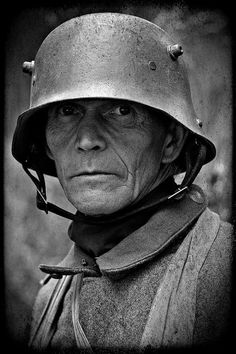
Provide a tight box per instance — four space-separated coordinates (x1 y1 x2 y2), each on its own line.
12 13 216 175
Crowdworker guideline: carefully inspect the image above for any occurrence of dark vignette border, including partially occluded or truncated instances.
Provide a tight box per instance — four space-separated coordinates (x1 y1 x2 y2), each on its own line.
1 1 235 353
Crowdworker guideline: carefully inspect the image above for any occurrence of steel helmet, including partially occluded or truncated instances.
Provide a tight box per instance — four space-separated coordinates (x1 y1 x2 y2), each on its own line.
12 12 216 177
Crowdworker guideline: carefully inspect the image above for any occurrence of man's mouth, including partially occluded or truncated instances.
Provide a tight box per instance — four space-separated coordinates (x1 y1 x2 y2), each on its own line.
70 170 116 179
77 171 113 176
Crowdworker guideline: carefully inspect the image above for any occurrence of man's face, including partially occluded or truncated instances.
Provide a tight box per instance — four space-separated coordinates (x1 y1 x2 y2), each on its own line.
46 99 168 215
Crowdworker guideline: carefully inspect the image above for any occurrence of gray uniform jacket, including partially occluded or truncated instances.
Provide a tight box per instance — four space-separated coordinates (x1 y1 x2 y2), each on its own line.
29 185 233 352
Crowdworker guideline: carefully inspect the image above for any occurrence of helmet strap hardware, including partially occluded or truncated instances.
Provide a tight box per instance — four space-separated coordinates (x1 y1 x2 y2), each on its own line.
168 186 188 200
22 61 35 74
167 44 183 60
22 162 48 214
196 118 203 128
22 161 75 221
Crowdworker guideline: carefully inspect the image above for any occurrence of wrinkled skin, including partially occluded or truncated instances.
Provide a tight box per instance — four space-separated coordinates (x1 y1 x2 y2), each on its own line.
46 99 183 215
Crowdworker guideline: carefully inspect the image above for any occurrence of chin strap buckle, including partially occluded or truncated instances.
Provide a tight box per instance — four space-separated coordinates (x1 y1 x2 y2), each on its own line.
36 190 48 214
168 186 188 200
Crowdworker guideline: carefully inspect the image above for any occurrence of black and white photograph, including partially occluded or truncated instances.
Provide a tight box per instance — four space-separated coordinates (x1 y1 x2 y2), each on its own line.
3 0 235 352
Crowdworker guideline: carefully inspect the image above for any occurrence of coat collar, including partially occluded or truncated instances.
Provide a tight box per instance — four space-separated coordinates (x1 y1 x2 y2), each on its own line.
39 185 207 282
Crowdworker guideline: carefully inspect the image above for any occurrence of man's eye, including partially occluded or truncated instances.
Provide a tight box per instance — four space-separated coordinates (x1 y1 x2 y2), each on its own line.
103 104 135 125
58 104 80 116
113 105 132 116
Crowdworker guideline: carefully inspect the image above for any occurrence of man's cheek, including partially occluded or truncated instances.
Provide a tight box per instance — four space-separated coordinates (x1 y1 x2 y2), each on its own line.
54 158 69 184
46 124 74 154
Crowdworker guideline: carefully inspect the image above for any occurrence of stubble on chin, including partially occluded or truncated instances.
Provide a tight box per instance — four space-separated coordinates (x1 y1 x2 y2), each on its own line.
65 184 135 215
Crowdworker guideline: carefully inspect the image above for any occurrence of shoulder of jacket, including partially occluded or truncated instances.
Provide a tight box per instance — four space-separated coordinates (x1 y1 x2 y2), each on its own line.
204 207 233 243
198 207 233 237
195 208 233 284
188 207 234 272
193 209 233 343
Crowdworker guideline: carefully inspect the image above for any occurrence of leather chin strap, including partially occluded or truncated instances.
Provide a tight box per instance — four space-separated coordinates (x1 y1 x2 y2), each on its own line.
22 140 207 221
181 140 207 189
22 163 76 220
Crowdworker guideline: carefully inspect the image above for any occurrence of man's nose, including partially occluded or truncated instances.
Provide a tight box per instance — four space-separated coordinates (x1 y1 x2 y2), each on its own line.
74 111 107 152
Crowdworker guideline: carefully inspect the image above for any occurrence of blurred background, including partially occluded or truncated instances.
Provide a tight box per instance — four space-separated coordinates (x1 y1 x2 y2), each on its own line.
3 0 233 349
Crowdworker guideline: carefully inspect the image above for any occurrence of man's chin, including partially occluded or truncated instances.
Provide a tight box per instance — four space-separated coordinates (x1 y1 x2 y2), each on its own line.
68 191 132 216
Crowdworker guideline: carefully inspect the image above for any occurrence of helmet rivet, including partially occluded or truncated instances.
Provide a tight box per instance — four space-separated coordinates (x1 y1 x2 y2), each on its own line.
32 75 36 86
196 118 203 128
149 61 156 70
167 44 183 60
22 60 35 74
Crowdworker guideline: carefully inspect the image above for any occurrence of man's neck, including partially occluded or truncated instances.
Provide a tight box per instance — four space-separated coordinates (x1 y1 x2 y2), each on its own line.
68 177 177 257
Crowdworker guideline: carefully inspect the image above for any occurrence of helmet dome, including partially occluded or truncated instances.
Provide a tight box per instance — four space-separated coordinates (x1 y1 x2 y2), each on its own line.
12 12 216 176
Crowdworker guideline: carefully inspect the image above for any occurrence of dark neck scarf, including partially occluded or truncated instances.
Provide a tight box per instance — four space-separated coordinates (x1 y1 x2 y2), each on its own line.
68 178 178 257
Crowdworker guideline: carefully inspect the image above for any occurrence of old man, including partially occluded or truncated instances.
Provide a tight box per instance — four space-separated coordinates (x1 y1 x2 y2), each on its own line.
12 13 232 352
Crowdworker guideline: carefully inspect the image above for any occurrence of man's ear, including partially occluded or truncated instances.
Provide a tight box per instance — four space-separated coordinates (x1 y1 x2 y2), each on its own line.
162 122 188 164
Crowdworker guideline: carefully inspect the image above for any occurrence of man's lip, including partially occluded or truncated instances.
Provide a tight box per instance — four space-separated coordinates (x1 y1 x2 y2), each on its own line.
71 171 115 177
